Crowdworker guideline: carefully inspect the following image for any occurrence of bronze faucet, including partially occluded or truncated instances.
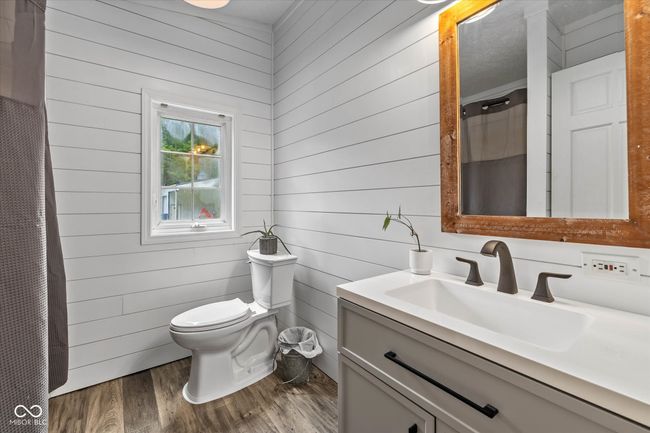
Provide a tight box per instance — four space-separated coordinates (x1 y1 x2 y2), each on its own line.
480 240 518 294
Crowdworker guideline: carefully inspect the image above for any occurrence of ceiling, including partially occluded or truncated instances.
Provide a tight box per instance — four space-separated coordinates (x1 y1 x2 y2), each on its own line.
208 0 295 25
458 0 528 98
548 0 622 30
132 0 295 27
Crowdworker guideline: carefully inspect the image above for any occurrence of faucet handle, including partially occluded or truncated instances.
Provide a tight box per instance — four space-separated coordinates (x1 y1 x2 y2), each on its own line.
531 272 571 303
456 257 484 286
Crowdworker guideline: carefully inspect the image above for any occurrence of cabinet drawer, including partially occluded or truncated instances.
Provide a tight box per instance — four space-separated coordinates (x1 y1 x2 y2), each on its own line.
436 420 461 433
338 299 647 433
339 355 435 433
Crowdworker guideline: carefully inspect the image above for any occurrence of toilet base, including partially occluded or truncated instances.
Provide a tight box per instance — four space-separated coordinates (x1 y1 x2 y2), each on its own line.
182 360 275 404
180 314 278 405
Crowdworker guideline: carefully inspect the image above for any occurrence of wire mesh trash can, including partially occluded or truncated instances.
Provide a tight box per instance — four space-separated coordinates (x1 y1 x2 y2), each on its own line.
277 327 322 385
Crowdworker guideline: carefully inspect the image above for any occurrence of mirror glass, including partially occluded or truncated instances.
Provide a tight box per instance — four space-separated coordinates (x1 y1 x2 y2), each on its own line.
457 0 627 219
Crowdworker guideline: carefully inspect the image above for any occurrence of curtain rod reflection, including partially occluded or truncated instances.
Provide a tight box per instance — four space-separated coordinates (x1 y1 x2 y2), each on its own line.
461 96 513 116
482 97 510 110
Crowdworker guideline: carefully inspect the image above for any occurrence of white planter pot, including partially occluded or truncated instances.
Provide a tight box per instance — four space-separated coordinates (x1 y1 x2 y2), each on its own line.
409 249 433 275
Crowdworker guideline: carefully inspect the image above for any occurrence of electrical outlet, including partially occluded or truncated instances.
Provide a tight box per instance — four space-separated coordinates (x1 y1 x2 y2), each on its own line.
581 253 641 282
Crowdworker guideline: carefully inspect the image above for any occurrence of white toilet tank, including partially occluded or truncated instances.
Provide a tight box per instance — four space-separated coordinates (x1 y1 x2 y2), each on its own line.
247 250 297 309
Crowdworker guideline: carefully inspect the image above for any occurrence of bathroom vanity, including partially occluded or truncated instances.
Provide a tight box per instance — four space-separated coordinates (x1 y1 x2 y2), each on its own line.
336 271 650 433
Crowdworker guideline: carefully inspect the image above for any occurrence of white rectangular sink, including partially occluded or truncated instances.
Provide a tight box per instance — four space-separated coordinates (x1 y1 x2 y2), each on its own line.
385 279 591 352
337 270 650 426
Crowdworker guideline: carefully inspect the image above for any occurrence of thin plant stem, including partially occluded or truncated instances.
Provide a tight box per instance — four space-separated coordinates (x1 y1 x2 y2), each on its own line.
387 216 422 252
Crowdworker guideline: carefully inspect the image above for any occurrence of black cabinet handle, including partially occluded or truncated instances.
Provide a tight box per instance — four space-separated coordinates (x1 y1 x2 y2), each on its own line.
408 423 417 433
384 351 499 419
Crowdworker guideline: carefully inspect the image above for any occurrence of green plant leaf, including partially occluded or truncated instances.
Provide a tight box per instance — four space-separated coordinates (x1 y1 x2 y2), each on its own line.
266 224 278 236
382 215 391 231
247 235 262 251
277 236 292 255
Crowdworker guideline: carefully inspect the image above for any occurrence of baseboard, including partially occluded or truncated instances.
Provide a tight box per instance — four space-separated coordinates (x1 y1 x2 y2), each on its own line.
49 343 190 397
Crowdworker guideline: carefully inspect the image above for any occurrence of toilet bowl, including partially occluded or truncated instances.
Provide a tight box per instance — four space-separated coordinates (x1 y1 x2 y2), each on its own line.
169 250 297 404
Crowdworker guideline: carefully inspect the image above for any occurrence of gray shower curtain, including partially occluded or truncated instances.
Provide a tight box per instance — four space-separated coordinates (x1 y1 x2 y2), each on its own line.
1 0 68 430
460 88 527 216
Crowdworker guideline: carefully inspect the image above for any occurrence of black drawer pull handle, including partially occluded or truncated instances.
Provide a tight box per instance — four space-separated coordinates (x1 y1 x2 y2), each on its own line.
408 423 417 433
384 351 499 419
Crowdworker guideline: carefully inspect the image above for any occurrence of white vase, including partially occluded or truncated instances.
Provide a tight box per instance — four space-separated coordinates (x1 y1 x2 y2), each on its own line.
409 249 433 275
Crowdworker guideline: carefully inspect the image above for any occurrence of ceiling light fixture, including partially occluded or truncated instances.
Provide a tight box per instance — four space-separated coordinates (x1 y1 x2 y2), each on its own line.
183 0 230 9
463 3 497 24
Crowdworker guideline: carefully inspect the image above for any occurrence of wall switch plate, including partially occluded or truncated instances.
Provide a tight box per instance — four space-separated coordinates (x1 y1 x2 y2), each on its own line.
581 253 641 282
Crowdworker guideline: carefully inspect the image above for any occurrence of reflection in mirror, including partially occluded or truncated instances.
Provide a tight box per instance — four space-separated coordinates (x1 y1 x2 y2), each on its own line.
457 0 627 219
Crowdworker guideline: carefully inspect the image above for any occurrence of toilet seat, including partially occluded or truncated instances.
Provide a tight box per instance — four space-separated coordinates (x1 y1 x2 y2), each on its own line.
170 298 252 332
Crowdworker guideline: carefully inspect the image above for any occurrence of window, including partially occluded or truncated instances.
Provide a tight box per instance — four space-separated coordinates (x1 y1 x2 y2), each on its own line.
142 90 239 243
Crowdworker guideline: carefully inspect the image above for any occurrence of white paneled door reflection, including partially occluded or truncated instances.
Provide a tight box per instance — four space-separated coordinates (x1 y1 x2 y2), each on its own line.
551 51 627 219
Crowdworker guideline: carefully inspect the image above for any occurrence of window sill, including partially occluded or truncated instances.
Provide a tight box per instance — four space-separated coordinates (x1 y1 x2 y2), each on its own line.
141 226 241 245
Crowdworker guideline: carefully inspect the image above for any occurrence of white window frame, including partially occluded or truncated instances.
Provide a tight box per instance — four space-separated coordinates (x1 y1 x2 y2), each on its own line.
141 89 241 244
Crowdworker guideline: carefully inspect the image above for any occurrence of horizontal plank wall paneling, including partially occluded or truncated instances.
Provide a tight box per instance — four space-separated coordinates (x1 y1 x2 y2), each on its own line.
273 0 650 382
563 3 625 68
46 0 273 395
47 0 648 394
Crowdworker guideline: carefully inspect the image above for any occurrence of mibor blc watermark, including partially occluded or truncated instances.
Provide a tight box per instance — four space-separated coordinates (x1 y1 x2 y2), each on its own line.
9 405 46 427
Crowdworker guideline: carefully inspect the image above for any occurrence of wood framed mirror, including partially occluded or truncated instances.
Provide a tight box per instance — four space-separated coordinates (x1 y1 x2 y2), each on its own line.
439 0 649 248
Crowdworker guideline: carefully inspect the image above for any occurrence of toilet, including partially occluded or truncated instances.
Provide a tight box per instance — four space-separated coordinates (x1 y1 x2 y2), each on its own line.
169 250 297 404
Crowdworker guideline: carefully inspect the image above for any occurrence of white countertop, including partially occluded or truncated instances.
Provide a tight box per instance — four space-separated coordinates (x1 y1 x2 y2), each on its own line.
337 270 650 426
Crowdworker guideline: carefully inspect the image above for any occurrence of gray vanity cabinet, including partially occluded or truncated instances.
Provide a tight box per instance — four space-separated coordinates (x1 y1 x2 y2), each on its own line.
338 299 648 433
339 356 435 433
436 421 460 433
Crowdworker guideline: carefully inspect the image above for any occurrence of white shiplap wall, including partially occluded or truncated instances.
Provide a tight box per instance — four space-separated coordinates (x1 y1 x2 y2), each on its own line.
272 0 650 381
563 3 625 68
547 12 562 215
46 0 273 395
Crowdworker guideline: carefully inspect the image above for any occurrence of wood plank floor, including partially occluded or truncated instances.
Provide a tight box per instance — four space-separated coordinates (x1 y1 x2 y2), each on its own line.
49 357 338 433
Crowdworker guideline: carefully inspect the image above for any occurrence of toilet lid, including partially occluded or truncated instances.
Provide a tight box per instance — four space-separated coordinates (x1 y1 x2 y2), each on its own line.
247 250 298 266
170 298 252 331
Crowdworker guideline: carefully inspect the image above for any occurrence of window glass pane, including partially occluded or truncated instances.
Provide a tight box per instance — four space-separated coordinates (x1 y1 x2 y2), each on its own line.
194 188 221 220
158 115 225 225
161 152 192 221
193 156 221 220
193 122 220 155
161 118 191 152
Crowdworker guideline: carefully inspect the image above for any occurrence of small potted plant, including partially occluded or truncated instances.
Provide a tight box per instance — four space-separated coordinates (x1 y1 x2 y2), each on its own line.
382 207 432 275
242 220 291 255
